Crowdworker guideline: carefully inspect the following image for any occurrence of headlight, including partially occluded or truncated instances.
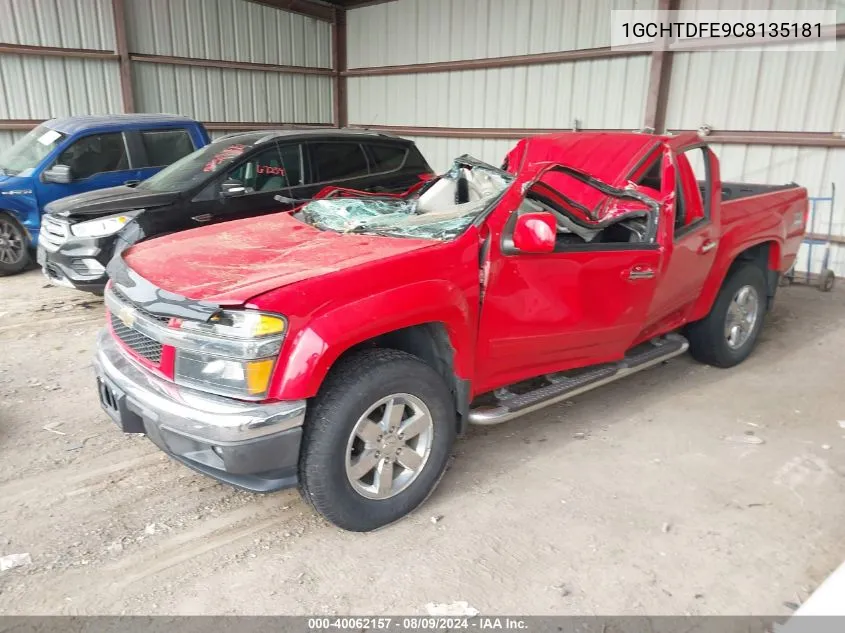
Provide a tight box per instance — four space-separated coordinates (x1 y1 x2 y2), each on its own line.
175 351 276 399
174 310 286 400
71 211 141 238
179 310 286 339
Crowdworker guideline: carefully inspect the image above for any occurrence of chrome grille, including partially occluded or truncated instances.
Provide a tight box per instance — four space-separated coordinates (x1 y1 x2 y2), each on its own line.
111 287 170 323
110 313 162 364
39 215 69 250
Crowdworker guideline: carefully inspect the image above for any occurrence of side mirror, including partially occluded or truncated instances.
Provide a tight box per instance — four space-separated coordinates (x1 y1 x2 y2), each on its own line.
43 164 73 184
221 180 247 198
512 212 556 253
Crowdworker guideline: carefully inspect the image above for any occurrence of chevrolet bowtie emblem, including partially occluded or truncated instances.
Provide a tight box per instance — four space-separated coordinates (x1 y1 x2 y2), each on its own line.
117 305 136 328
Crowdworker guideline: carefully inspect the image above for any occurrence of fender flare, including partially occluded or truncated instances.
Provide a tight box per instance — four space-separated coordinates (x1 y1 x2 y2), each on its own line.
690 237 782 321
0 208 32 241
270 279 476 400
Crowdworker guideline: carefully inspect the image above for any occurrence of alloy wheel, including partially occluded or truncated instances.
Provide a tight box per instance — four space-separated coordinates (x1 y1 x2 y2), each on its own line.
345 393 434 500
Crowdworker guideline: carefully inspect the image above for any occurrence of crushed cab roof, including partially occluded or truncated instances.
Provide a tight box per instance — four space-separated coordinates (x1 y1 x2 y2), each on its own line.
506 132 664 186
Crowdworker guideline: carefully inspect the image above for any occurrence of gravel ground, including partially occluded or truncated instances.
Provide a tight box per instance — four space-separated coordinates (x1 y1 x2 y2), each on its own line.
1 268 844 615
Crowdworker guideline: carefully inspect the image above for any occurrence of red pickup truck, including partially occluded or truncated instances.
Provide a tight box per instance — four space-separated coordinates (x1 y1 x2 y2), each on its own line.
94 132 807 531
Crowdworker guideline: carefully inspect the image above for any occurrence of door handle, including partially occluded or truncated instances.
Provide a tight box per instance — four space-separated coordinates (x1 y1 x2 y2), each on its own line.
628 265 655 280
123 179 140 186
699 239 717 254
191 213 212 223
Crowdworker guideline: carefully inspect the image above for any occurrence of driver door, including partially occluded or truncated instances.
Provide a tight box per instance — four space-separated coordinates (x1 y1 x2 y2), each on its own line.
474 171 663 394
36 132 142 207
189 142 304 226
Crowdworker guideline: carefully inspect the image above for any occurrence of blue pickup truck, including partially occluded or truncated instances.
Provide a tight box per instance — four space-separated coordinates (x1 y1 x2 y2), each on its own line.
0 114 210 275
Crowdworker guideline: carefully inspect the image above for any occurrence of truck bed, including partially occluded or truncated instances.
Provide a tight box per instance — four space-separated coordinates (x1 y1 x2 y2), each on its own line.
720 181 800 202
697 181 799 203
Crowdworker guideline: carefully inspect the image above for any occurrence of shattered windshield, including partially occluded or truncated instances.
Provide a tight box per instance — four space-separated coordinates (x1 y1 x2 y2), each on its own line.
299 159 512 240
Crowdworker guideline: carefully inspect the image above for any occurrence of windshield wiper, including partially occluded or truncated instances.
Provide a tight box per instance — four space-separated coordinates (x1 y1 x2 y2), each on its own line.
344 225 396 237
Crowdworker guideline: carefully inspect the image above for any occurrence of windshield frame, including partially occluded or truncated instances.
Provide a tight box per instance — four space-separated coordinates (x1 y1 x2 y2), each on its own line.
297 156 513 241
0 124 67 177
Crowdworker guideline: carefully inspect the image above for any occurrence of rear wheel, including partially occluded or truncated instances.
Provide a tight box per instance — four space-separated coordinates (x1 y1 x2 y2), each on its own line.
298 348 456 531
686 263 767 368
0 213 30 276
819 269 835 292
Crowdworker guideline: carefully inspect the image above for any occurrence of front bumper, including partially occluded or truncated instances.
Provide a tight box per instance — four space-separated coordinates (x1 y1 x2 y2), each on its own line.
38 233 113 293
93 329 306 492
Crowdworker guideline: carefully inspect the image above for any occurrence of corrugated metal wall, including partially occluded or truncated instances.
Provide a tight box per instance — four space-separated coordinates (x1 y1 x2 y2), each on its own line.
704 145 845 277
347 0 655 137
122 0 333 123
665 48 845 133
0 0 121 133
127 0 332 68
347 0 655 178
348 0 845 277
0 0 334 153
125 0 334 125
676 0 845 35
665 40 845 276
0 55 122 119
0 130 26 150
347 0 655 68
0 0 116 49
348 57 649 130
403 136 513 172
665 0 845 275
670 1 845 276
132 63 333 124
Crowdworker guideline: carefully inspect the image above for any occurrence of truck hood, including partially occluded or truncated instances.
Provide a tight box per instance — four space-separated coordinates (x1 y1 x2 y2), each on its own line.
120 213 438 305
45 185 179 219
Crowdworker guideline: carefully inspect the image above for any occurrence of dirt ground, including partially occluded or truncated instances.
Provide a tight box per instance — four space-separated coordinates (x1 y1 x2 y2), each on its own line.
0 267 844 616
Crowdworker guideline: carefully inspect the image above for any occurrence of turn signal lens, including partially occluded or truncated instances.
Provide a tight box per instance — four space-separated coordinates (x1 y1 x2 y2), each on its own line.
250 314 286 337
245 359 275 396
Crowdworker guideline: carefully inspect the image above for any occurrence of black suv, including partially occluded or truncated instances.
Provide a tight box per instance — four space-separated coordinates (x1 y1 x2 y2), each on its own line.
38 129 433 294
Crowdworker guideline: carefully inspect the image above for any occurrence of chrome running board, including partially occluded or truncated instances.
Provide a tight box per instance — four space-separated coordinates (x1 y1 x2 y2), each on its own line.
467 334 689 426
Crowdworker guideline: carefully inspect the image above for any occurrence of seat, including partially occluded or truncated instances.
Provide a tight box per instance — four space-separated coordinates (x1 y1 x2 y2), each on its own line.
258 176 286 192
416 168 500 213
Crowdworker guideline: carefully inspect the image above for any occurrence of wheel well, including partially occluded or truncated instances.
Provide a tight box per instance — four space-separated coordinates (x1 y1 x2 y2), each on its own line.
0 209 31 243
340 323 470 433
0 209 20 223
730 241 779 309
0 210 29 236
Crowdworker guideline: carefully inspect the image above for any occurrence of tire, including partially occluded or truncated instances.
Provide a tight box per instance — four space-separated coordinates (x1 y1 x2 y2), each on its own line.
0 213 31 276
686 263 767 368
819 269 835 292
298 348 456 532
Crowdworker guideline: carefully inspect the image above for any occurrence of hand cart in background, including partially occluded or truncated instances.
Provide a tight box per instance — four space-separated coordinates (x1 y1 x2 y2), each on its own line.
783 183 836 292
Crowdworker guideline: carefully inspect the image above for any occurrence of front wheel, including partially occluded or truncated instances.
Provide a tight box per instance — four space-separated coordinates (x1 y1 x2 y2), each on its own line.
686 263 767 368
0 213 30 276
299 348 456 531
